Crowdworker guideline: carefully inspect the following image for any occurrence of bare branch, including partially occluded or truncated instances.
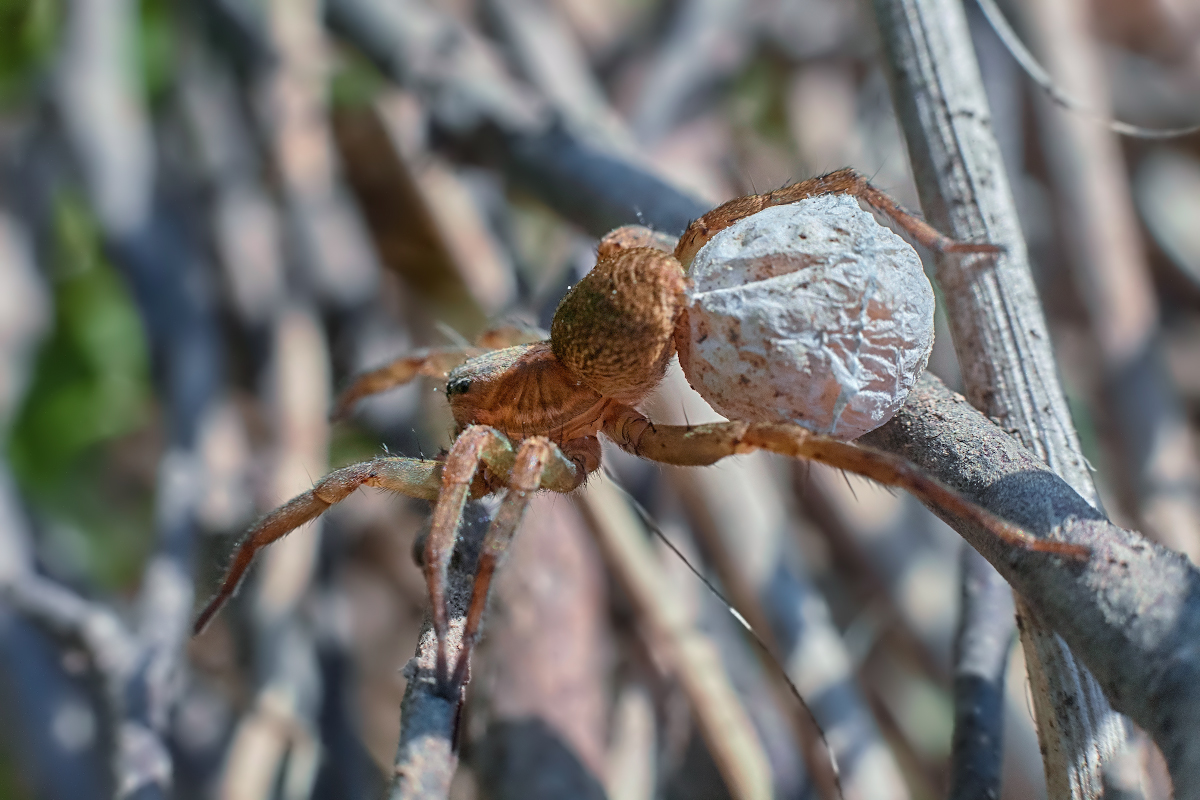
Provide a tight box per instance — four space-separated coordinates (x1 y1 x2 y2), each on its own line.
948 545 1014 800
472 496 610 798
578 477 775 800
647 371 904 800
1016 0 1200 566
861 374 1200 796
869 0 1129 794
388 502 490 800
324 0 709 237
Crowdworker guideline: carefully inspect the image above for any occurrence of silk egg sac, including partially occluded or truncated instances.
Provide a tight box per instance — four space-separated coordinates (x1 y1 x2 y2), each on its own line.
676 194 936 440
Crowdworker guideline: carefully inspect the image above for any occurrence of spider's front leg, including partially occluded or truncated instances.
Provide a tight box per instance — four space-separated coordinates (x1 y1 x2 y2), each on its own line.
602 406 1088 559
194 456 454 635
332 327 545 420
331 346 485 421
425 426 596 694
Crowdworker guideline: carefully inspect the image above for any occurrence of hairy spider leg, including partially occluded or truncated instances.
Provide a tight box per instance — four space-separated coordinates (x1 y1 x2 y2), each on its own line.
193 457 449 635
674 167 1002 268
446 435 595 691
333 328 549 421
601 407 1089 559
424 426 587 692
331 346 486 421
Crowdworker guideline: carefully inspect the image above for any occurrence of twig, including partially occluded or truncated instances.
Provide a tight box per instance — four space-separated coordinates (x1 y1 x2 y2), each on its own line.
626 0 753 144
472 496 610 798
324 0 709 237
860 373 1200 797
799 466 957 675
388 501 491 800
799 466 1049 798
577 476 774 800
974 0 1200 139
646 372 902 800
605 682 656 800
0 463 148 796
48 0 224 795
482 0 635 153
215 307 330 800
869 0 1129 795
255 0 379 311
330 100 501 334
0 190 110 799
177 37 288 328
0 212 49 431
324 0 544 136
948 545 1014 800
1016 0 1200 566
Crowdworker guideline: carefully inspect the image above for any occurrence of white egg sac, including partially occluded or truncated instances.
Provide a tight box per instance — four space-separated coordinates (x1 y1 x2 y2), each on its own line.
678 194 935 440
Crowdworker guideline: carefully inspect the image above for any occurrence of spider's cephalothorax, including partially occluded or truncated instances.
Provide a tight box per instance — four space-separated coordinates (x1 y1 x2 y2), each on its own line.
194 169 1083 697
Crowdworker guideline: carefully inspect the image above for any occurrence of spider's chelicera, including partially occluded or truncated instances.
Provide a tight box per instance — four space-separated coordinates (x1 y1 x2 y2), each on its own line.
194 169 1084 696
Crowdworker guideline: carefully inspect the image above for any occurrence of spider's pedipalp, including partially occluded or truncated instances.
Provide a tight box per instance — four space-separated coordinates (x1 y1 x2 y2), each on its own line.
448 435 581 689
601 405 1089 560
423 426 589 692
193 456 446 635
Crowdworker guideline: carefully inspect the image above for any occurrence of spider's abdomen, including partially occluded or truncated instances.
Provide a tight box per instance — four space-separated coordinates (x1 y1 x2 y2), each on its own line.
551 247 688 405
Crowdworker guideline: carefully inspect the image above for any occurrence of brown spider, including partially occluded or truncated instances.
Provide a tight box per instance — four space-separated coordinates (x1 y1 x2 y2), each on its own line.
194 169 1085 695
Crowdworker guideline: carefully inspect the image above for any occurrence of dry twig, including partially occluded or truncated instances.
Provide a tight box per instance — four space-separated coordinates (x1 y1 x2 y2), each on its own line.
870 0 1130 794
1017 0 1200 566
863 375 1200 796
578 477 775 800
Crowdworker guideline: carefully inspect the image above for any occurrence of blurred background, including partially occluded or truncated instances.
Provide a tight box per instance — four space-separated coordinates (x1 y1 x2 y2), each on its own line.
1 0 1199 798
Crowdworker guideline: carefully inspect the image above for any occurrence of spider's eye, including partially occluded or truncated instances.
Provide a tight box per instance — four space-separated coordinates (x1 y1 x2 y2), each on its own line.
446 377 471 397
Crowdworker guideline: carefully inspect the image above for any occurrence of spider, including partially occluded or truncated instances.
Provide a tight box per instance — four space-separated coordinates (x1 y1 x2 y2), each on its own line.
194 168 1085 695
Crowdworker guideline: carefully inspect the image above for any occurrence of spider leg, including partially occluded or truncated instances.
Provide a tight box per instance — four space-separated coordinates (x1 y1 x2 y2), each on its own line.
423 426 586 692
597 225 678 260
674 167 1000 267
193 457 448 635
446 435 594 692
331 347 485 421
333 327 550 420
601 406 1088 559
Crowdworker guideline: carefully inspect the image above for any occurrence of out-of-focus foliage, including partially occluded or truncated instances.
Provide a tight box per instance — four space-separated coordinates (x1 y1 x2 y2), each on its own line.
140 0 176 106
7 194 155 589
330 49 388 110
0 746 31 800
729 53 794 147
0 0 59 108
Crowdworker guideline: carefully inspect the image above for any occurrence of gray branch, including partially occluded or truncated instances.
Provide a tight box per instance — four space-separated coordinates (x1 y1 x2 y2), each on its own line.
948 545 1014 800
389 502 491 800
869 0 1129 795
324 0 708 238
862 374 1200 797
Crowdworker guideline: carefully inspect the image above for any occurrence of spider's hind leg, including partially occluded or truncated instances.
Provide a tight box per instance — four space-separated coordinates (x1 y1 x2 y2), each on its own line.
674 167 999 267
801 168 1000 256
601 406 1088 559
